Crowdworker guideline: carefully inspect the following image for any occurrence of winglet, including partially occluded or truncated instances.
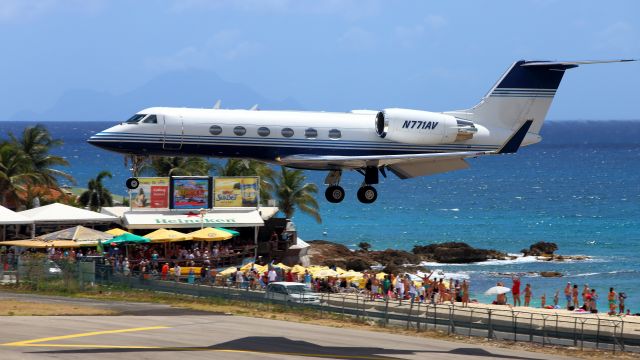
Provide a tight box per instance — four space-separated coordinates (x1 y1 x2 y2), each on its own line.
497 120 534 154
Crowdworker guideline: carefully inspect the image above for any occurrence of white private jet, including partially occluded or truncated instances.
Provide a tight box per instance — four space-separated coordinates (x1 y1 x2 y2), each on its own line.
88 59 634 204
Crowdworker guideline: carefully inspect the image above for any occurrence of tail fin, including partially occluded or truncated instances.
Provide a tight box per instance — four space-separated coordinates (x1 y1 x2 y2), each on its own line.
447 59 635 136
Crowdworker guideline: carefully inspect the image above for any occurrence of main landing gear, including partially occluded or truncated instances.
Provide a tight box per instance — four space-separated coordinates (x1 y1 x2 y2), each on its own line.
323 167 380 204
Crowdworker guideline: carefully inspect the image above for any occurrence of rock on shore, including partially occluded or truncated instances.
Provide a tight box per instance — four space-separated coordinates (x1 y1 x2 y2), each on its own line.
412 242 509 264
521 241 558 256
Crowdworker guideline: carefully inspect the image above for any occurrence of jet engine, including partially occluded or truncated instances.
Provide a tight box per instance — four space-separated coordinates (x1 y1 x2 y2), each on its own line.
375 108 477 144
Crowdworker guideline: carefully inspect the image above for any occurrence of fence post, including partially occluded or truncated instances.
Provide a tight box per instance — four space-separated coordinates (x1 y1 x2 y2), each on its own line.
512 310 519 342
487 309 493 340
573 318 578 347
433 304 438 330
406 300 414 330
341 296 346 319
619 318 625 351
448 305 455 335
383 296 390 327
595 317 601 349
416 301 421 332
529 313 534 343
468 308 474 338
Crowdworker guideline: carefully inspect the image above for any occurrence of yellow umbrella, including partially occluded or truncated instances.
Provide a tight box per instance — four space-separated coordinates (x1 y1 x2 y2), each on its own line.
144 228 188 243
0 239 91 248
240 262 256 272
376 272 388 280
313 268 339 278
274 263 291 271
335 267 347 275
106 228 130 236
219 266 239 276
339 270 363 279
186 227 233 241
291 265 306 274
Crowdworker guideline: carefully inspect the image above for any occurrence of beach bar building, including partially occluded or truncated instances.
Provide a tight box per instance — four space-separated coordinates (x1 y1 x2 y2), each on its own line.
0 205 34 241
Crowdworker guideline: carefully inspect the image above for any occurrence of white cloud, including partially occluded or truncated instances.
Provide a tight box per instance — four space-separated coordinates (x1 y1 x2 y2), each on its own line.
425 14 447 29
0 0 104 23
338 27 375 51
145 30 263 70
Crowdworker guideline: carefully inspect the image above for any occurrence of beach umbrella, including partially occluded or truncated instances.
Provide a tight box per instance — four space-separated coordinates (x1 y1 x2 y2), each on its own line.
144 228 188 243
484 286 511 296
186 227 233 242
339 270 363 279
103 233 150 245
240 262 256 272
291 265 307 274
106 228 130 236
274 262 291 271
375 272 388 280
0 239 91 248
219 266 238 276
216 227 239 236
335 267 347 275
313 269 339 278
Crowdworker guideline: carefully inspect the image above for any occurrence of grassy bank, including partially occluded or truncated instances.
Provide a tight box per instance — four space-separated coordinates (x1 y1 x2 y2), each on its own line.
1 283 634 359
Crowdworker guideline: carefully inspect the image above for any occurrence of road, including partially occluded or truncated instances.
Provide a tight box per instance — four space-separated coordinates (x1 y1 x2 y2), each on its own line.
0 292 573 360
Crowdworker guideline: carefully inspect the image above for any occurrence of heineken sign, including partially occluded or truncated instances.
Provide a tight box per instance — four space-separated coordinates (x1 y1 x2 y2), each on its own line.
154 218 237 224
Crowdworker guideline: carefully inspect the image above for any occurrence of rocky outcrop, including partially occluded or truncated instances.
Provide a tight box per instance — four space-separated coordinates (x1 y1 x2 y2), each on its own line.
412 242 509 264
521 241 558 256
306 240 375 270
540 271 563 277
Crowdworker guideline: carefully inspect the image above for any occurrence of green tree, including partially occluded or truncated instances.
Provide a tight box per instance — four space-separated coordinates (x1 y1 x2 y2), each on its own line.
10 124 74 187
79 171 113 211
214 159 275 204
0 142 41 207
268 167 321 223
141 156 212 177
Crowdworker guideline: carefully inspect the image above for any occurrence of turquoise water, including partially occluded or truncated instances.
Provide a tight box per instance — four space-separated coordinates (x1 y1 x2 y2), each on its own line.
1 120 639 311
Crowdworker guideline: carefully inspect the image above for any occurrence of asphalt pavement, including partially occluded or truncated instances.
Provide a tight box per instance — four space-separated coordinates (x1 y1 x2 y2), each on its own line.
0 291 574 360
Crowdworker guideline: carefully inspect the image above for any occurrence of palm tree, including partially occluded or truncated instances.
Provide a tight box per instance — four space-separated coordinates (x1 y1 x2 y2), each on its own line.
140 156 212 177
0 142 41 208
79 171 113 211
214 159 275 204
10 124 74 186
268 167 321 223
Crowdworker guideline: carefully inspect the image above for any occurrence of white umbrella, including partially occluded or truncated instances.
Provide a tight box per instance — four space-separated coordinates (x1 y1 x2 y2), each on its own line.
485 286 511 296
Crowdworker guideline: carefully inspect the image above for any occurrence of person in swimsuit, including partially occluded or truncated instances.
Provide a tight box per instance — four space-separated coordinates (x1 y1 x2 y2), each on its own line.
608 288 617 315
572 284 579 308
461 279 469 307
564 282 572 309
524 284 532 307
512 275 521 306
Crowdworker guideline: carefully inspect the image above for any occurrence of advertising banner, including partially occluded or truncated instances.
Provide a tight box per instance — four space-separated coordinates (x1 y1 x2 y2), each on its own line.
213 177 259 207
131 177 169 209
170 177 212 209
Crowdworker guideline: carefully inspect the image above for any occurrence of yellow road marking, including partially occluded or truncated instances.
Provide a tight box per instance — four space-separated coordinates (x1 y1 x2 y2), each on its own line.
1 326 169 346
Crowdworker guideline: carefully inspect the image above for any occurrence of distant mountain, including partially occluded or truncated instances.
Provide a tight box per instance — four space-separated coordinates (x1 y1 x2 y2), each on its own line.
8 69 302 122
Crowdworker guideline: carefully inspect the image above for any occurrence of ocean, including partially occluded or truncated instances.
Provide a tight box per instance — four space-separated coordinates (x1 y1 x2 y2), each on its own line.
1 120 639 311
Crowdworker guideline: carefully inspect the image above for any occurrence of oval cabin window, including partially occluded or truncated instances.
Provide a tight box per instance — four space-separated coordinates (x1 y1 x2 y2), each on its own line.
281 128 294 138
328 129 342 139
257 127 270 137
209 125 222 135
305 128 318 139
233 126 247 136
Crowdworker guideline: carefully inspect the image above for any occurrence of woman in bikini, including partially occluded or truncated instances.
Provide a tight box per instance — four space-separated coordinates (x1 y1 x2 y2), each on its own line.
524 284 532 307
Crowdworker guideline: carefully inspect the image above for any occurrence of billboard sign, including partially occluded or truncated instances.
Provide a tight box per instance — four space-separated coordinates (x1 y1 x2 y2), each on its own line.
213 177 259 207
131 177 169 209
169 177 212 209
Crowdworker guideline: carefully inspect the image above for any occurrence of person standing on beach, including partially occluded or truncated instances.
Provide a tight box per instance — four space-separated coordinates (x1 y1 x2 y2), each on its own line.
572 284 579 309
582 284 590 304
382 275 391 300
564 282 572 309
608 288 617 315
590 288 598 312
512 275 521 306
524 284 532 307
553 290 559 307
541 293 546 308
619 292 626 314
461 280 469 307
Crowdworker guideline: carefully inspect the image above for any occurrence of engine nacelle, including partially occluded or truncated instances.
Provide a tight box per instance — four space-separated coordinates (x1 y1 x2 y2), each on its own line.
375 108 477 145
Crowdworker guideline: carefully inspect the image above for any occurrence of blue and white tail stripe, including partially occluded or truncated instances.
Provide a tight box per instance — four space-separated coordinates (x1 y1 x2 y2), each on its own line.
490 88 557 98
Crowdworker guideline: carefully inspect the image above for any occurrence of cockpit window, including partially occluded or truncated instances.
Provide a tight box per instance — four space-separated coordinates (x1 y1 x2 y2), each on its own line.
125 114 146 124
142 115 157 124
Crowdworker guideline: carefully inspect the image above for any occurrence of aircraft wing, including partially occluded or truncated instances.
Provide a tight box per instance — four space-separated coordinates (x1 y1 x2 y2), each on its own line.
278 151 487 179
278 119 535 179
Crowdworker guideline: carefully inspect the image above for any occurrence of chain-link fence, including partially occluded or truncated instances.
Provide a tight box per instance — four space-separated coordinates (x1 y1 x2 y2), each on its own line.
4 255 639 354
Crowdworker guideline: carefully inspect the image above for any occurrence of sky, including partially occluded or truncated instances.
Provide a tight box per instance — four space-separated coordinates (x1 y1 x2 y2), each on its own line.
0 0 638 121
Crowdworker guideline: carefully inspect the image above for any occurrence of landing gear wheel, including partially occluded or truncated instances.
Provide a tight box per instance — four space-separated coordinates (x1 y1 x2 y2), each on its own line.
126 177 140 190
357 186 377 204
325 185 345 203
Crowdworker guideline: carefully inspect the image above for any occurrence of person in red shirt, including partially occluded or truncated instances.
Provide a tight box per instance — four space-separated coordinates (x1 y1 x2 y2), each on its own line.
512 275 521 306
286 270 294 282
161 263 169 281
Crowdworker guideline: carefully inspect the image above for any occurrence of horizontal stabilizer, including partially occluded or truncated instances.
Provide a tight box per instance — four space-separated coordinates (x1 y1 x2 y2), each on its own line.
521 59 636 67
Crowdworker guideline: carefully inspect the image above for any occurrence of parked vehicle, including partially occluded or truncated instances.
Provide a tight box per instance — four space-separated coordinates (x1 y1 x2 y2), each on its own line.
265 282 320 304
